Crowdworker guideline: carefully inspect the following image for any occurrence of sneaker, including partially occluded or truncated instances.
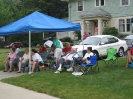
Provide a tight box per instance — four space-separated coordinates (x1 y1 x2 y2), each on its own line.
72 72 76 75
57 68 62 71
28 72 33 74
54 70 60 73
73 72 83 76
67 67 73 72
53 64 56 68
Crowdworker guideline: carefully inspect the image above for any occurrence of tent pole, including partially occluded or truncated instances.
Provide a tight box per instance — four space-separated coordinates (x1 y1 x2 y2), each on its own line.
29 31 31 73
43 32 44 40
82 36 84 50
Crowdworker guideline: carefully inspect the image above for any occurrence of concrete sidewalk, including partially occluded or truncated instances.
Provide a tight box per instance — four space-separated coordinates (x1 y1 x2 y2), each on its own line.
0 71 59 99
0 71 26 79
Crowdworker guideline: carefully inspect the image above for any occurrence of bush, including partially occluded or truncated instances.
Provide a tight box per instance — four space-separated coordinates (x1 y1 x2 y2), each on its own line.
31 41 42 47
103 27 118 36
36 44 40 48
116 34 128 39
73 31 81 40
60 37 72 42
0 41 7 48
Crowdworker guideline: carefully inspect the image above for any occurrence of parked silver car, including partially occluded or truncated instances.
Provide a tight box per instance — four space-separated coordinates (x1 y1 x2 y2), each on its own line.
123 35 133 49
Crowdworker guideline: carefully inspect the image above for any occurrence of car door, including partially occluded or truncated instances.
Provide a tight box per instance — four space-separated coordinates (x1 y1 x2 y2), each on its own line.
98 37 110 56
107 37 119 51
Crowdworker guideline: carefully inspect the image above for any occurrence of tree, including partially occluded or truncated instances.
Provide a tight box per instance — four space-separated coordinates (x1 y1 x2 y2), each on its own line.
4 0 25 20
3 0 68 43
0 0 13 27
21 0 68 18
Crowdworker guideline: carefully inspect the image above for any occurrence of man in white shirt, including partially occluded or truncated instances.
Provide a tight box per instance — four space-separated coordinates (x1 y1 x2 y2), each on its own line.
17 49 29 73
29 49 43 74
15 46 21 54
54 48 78 73
72 47 94 75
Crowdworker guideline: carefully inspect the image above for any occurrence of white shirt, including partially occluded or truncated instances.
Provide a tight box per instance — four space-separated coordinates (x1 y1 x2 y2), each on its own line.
22 53 29 61
15 48 20 54
83 52 94 63
58 40 63 48
32 53 43 62
63 53 78 61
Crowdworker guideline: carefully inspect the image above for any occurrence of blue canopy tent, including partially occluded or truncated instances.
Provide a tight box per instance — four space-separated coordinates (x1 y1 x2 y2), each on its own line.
0 11 81 72
0 11 81 35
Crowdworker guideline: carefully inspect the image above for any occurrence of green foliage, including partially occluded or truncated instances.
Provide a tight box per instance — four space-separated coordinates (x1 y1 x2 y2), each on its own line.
74 31 81 40
103 27 118 36
0 41 7 48
0 0 13 27
6 33 44 47
36 44 40 48
116 34 128 39
21 0 68 18
60 37 72 42
1 0 68 43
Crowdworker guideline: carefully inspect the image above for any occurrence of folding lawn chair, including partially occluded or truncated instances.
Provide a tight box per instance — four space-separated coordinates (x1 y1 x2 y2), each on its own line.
10 51 25 71
17 51 25 57
128 57 133 68
21 60 29 73
103 48 117 67
63 52 78 70
39 52 49 70
81 55 99 74
40 52 49 63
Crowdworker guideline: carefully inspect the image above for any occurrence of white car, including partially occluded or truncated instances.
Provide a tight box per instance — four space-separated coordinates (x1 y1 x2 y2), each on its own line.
73 35 128 57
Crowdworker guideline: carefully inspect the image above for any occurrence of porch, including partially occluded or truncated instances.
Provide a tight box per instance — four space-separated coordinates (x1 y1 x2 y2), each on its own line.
79 8 111 36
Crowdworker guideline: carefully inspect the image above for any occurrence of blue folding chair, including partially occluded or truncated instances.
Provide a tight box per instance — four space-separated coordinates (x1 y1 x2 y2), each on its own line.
81 55 99 74
129 62 133 68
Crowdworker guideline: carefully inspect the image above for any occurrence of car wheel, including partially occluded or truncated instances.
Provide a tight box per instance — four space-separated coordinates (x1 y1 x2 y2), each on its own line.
118 48 124 57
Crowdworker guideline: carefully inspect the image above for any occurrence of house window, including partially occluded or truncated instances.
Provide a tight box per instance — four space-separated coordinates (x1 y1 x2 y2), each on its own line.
119 19 125 32
119 19 131 32
96 0 105 7
126 19 131 32
121 0 129 6
77 0 83 11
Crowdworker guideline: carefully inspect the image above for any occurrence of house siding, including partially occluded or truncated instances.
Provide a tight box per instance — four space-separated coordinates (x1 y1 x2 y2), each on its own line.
69 0 133 22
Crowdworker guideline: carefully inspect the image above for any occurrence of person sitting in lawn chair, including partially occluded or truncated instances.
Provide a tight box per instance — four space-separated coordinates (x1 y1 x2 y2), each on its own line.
3 48 17 72
62 42 72 56
29 49 43 74
17 49 29 73
38 43 47 54
126 42 133 68
71 47 94 75
54 48 78 73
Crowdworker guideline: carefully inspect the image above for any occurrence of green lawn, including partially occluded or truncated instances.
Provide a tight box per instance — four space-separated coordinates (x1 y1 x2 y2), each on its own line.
1 51 133 99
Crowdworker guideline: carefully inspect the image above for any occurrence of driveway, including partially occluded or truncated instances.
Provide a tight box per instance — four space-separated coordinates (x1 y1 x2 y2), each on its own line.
0 71 59 99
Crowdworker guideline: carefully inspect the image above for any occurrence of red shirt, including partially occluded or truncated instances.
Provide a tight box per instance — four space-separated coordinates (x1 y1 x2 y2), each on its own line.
95 27 98 33
83 34 88 39
39 47 47 53
63 46 72 54
130 48 133 55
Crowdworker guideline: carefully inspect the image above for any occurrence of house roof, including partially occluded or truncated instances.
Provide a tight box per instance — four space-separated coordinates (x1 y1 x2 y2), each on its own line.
79 8 111 18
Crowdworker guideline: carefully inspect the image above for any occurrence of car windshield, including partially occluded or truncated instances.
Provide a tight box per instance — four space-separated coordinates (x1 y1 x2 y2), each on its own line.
125 35 133 39
78 37 101 45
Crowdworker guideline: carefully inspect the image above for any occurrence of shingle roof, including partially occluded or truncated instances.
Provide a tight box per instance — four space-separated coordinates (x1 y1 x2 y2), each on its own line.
79 8 111 18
